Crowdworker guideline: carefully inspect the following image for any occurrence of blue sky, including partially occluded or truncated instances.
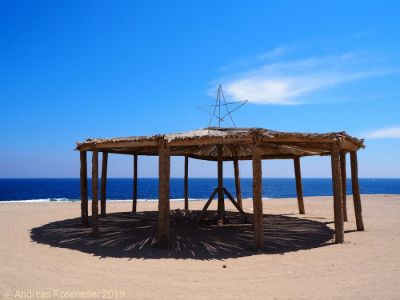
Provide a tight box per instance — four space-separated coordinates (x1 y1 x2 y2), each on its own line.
1 0 399 178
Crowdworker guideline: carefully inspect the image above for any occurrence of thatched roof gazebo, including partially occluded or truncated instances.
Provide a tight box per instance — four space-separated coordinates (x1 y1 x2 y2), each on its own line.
76 127 365 250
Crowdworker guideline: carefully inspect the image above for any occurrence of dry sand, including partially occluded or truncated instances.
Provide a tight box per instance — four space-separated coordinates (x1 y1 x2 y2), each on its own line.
1 195 400 299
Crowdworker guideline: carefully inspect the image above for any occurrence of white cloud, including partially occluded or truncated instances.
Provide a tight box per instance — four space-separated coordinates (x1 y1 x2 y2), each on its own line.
225 70 379 105
256 46 289 60
218 45 296 73
363 127 400 139
220 52 392 105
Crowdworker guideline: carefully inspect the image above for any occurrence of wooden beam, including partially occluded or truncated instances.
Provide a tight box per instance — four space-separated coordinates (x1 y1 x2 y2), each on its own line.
100 150 304 160
217 145 225 225
92 150 99 235
100 152 108 218
77 140 158 152
252 143 264 250
260 136 353 145
170 137 253 147
293 157 305 214
132 154 138 213
78 134 362 152
340 151 348 222
233 157 243 209
197 188 218 221
350 151 365 231
338 138 361 152
80 151 88 226
223 188 246 215
169 135 348 147
157 141 171 248
184 155 189 211
188 153 296 161
88 148 335 161
331 143 344 243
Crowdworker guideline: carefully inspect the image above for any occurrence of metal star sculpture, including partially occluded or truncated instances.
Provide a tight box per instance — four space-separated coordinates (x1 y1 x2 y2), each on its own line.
198 84 248 128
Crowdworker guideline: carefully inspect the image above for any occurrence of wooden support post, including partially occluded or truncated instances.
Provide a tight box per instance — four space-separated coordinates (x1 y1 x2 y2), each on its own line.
252 143 264 250
100 152 108 218
331 143 344 243
184 155 189 211
92 150 99 235
217 145 225 225
132 154 138 213
80 151 88 226
197 188 218 221
158 141 170 248
340 151 348 222
350 151 365 231
293 156 305 214
233 157 243 209
223 188 246 215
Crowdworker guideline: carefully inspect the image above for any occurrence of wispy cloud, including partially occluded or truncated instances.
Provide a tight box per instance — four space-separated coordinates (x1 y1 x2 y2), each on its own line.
218 45 295 73
218 50 394 105
363 126 400 139
255 46 291 60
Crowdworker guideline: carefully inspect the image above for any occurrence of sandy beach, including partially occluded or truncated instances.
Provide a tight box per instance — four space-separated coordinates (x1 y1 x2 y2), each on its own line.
1 195 400 299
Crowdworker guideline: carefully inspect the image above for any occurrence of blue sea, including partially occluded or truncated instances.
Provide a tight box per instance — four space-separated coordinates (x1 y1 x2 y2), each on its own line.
0 178 399 202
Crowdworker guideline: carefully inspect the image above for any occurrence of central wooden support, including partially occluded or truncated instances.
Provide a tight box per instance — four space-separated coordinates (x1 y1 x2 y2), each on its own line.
197 145 246 222
100 152 108 218
233 157 243 209
350 151 364 231
132 154 138 213
223 188 246 215
293 156 305 214
184 155 189 211
252 143 264 251
158 141 171 248
331 143 344 243
80 151 88 226
92 150 99 235
197 188 218 221
217 145 225 224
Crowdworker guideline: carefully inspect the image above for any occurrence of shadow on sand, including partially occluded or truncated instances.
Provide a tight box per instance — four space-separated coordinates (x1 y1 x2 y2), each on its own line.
31 210 334 260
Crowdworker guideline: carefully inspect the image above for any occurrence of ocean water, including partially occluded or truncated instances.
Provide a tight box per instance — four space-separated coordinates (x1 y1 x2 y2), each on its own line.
0 178 399 202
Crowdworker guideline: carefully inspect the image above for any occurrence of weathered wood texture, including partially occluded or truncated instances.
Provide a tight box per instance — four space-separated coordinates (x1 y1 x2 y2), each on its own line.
132 154 138 213
197 188 218 221
252 144 264 250
223 188 246 215
92 150 99 235
331 143 344 243
100 152 108 217
217 145 225 224
350 151 365 231
233 158 243 208
80 151 88 226
340 151 348 222
158 142 171 248
77 128 364 157
293 156 305 214
184 155 189 211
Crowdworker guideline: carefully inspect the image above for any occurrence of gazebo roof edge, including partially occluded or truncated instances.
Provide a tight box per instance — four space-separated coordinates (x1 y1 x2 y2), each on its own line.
76 127 364 151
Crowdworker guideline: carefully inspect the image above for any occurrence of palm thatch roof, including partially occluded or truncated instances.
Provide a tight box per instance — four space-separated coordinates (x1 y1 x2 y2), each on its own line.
76 127 364 161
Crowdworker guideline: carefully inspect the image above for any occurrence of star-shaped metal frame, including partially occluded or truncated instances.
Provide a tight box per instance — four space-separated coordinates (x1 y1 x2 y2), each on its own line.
198 84 248 128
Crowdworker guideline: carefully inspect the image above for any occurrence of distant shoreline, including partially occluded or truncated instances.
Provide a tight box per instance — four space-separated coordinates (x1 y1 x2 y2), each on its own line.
1 194 400 203
1 178 400 201
1 177 400 179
